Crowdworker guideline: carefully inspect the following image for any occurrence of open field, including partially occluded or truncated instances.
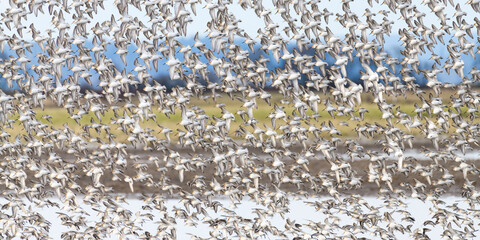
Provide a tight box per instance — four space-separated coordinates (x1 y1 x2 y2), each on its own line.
3 89 479 196
2 88 476 143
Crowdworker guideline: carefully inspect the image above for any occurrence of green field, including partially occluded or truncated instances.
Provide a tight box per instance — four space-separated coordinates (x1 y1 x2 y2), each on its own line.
1 89 473 143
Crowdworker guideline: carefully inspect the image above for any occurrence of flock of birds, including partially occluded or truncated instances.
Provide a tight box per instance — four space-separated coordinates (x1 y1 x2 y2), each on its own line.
1 0 480 239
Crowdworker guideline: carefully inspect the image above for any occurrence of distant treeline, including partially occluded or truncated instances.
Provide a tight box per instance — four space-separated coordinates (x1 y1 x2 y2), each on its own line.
1 35 479 93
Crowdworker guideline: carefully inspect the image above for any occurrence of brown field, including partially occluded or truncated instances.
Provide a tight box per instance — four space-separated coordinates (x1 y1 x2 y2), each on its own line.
5 142 479 196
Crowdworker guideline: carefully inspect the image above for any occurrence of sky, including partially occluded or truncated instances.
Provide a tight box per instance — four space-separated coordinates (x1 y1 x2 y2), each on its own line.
0 0 477 40
0 0 479 87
